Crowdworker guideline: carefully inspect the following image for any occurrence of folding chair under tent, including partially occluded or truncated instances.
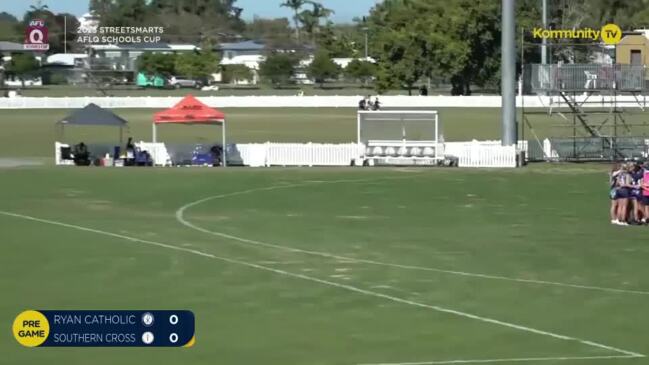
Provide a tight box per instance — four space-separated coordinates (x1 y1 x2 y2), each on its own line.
152 95 227 166
57 103 128 147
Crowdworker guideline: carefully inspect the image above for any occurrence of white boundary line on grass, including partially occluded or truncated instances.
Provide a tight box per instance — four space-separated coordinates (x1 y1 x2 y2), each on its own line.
357 354 641 365
175 181 649 296
0 209 644 360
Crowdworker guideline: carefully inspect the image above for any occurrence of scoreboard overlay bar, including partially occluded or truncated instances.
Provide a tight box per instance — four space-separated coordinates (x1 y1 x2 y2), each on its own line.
13 310 195 347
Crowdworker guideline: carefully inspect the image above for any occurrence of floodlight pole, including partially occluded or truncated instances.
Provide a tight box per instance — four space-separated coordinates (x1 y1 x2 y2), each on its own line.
364 28 369 59
222 121 227 167
541 0 547 65
501 0 518 146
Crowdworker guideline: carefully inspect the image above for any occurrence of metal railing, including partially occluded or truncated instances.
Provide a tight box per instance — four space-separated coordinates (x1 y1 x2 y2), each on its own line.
529 64 647 92
545 137 649 161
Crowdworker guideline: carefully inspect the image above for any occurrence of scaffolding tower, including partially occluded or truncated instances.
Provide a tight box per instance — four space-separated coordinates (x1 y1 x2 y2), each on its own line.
524 63 649 161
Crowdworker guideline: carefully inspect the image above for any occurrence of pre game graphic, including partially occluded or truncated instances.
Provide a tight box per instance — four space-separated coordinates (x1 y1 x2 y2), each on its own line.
13 310 195 347
24 19 49 50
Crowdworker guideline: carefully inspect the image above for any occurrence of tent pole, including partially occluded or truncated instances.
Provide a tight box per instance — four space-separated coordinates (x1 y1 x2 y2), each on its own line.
152 123 157 143
222 121 227 167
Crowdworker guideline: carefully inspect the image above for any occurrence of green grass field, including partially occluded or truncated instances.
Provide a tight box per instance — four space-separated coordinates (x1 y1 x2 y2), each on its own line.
1 166 649 365
1 107 649 364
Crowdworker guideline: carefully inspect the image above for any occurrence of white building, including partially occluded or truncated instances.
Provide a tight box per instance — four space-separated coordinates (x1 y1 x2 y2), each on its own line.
46 53 88 67
77 12 100 33
219 55 265 84
214 41 267 85
87 43 199 71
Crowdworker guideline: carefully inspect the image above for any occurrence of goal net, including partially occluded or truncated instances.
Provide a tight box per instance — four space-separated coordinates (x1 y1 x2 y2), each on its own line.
357 110 442 165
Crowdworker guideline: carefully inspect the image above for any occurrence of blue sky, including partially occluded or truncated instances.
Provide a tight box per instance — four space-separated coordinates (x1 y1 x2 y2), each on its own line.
2 0 380 23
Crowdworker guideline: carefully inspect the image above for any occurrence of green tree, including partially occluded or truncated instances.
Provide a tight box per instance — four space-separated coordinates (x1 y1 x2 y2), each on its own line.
280 0 307 41
29 0 49 12
447 0 500 95
368 1 428 94
0 12 18 22
307 50 341 87
245 17 295 50
0 12 20 43
344 59 376 86
174 50 220 80
373 38 425 95
367 0 493 95
89 0 149 27
221 64 254 84
91 0 245 43
53 13 81 53
259 52 299 88
136 52 177 76
6 53 40 87
298 2 334 41
316 23 363 58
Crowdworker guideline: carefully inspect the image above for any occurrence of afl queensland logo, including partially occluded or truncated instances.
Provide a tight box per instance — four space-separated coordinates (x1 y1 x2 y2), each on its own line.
24 19 50 50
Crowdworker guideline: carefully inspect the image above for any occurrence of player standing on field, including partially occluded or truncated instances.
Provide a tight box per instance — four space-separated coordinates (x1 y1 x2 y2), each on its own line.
630 162 644 224
613 164 633 226
640 162 649 223
610 163 622 225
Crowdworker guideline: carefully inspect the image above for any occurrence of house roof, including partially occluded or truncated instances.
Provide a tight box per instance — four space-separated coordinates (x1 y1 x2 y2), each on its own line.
0 41 26 52
88 43 198 52
220 54 265 69
300 57 376 68
46 53 88 66
217 40 265 51
618 32 649 46
633 29 649 38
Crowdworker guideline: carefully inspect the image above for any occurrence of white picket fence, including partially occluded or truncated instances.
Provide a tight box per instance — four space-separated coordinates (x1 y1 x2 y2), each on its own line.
444 140 523 168
56 140 521 168
228 142 518 168
227 143 268 167
136 141 173 166
227 143 364 167
4 94 648 109
457 144 518 168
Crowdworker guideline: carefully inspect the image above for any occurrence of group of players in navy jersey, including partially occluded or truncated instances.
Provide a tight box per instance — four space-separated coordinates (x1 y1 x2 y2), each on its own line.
610 161 649 225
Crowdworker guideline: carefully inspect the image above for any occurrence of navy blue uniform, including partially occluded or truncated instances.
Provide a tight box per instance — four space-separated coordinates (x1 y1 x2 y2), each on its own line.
615 171 632 199
631 170 643 200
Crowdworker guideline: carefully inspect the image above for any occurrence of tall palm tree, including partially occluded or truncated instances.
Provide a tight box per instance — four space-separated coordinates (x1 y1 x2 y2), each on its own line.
29 0 49 12
310 2 334 20
281 0 307 41
298 2 334 40
298 10 317 36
